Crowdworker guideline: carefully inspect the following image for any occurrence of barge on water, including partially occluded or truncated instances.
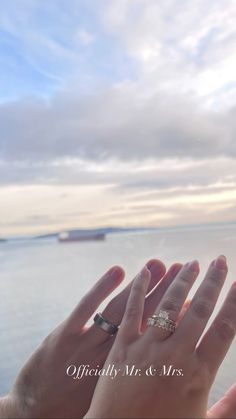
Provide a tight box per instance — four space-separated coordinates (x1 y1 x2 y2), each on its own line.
58 230 105 243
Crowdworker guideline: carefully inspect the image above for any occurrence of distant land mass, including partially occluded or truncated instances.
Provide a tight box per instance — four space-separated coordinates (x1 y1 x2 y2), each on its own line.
1 226 155 242
22 220 236 241
2 220 236 242
34 226 155 240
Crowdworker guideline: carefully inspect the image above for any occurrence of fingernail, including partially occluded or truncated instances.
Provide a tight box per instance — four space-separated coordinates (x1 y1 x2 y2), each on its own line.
147 260 161 275
108 266 122 279
185 260 199 272
214 255 227 270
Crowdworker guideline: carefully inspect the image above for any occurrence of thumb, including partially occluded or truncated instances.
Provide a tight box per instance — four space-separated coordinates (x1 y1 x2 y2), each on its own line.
207 383 236 418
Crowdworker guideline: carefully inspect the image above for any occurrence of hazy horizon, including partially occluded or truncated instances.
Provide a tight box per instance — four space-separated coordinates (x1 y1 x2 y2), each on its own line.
2 219 236 240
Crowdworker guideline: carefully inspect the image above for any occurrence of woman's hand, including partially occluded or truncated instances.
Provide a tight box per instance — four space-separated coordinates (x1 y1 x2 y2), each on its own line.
2 258 184 419
85 256 236 419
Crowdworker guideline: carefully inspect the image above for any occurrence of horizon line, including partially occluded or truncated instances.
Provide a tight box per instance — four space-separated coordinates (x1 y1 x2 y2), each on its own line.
2 219 236 241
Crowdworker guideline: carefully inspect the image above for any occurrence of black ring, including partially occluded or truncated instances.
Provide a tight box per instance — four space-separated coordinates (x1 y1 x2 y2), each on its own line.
94 313 119 335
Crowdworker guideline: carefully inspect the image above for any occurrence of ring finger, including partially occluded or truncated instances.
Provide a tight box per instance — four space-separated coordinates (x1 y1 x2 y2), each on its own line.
87 259 166 343
145 260 199 341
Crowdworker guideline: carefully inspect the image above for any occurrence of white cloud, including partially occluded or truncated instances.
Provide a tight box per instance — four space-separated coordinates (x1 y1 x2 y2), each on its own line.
101 0 236 107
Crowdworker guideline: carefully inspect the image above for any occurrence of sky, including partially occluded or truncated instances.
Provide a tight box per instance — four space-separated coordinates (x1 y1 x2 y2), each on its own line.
1 0 236 236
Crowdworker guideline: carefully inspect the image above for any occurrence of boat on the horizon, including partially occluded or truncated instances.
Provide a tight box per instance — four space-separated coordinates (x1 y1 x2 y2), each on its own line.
0 238 7 243
58 231 106 243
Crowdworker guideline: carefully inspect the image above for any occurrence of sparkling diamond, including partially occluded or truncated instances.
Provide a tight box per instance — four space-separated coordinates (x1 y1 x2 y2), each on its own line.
159 310 169 320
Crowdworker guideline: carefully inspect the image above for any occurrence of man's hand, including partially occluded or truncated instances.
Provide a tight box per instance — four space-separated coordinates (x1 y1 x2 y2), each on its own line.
2 259 183 419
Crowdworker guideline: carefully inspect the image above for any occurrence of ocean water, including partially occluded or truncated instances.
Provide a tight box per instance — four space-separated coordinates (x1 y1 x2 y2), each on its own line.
0 225 236 408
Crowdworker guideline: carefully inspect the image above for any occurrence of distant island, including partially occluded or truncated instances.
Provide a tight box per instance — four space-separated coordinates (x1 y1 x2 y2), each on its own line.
2 220 236 243
0 226 155 243
34 226 154 240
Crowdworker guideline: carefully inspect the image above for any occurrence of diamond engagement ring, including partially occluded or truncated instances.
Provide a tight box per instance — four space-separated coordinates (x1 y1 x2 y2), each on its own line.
94 313 119 336
147 310 176 333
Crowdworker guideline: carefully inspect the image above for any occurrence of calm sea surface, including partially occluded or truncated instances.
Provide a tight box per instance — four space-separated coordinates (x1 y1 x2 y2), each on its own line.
0 225 236 407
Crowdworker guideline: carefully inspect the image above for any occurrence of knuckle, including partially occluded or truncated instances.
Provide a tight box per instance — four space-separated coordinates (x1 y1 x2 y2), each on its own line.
132 282 144 293
214 318 236 341
207 270 225 286
178 271 194 284
171 284 185 299
191 300 211 319
188 368 210 396
162 298 180 315
126 305 139 319
202 284 217 299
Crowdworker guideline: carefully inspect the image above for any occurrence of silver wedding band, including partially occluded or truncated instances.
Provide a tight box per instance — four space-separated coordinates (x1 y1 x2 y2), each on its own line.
94 313 119 336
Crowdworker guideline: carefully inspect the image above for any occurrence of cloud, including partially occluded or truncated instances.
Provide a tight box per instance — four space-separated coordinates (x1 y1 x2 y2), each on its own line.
112 157 236 191
1 87 236 171
1 0 236 172
101 0 236 104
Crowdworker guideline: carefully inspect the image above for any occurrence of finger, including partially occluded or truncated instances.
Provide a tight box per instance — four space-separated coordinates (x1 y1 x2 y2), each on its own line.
146 260 199 341
67 266 125 332
142 263 183 329
88 259 166 342
207 383 236 418
175 255 228 351
197 282 236 377
102 259 165 325
119 266 151 340
146 259 166 294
